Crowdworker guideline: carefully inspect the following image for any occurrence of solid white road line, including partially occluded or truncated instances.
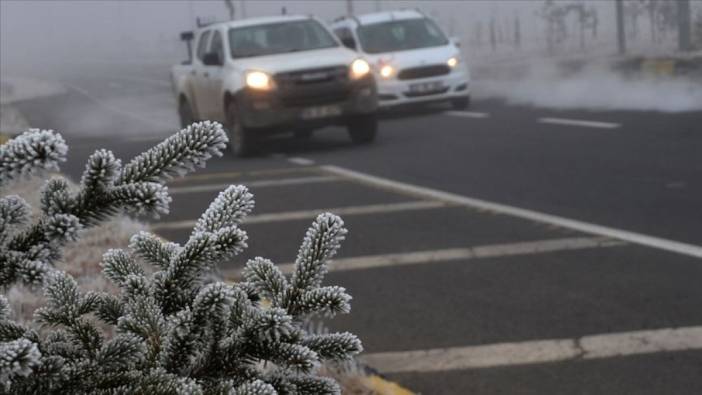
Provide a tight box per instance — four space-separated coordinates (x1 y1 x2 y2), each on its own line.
363 326 702 373
253 237 623 275
322 165 702 259
172 168 316 184
169 175 339 195
288 157 316 166
444 110 490 118
151 201 446 231
538 117 620 129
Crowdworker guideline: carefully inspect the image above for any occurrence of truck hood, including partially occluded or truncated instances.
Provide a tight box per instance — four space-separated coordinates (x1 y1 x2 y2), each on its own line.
364 45 460 70
233 47 359 74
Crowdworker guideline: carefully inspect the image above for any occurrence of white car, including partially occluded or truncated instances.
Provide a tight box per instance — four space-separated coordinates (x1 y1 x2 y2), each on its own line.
330 9 470 110
172 15 378 156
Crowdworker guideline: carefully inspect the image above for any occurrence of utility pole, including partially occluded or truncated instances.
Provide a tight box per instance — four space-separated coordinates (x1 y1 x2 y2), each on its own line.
375 0 382 12
678 0 692 51
346 0 354 16
615 0 626 54
240 0 247 19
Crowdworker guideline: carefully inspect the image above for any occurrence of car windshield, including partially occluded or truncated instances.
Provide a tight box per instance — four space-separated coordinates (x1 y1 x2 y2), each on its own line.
229 19 338 58
357 18 449 54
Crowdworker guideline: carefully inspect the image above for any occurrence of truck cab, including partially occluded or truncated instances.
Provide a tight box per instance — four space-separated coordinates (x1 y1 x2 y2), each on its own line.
172 15 378 156
330 10 470 110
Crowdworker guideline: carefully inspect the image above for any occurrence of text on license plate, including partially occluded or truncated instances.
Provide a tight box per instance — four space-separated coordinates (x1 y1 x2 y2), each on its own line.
301 105 342 120
409 81 445 93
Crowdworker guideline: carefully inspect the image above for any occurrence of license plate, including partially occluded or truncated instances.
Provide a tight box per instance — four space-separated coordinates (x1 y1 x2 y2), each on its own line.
409 81 445 93
301 105 342 120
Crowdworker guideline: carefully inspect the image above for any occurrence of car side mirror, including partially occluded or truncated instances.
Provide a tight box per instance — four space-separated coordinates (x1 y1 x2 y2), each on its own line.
341 37 357 50
451 36 461 48
203 52 222 66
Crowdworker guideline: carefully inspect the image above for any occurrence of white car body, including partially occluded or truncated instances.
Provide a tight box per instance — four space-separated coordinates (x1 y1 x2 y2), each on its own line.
330 10 470 108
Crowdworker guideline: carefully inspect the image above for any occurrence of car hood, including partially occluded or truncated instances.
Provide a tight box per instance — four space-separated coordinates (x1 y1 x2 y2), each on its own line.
364 45 459 69
233 46 359 74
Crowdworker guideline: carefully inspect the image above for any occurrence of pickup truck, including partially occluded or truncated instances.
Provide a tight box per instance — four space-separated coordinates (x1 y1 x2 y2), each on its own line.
172 15 378 156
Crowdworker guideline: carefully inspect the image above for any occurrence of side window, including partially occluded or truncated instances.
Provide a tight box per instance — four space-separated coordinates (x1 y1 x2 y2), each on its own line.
334 27 356 49
196 30 211 62
210 31 224 63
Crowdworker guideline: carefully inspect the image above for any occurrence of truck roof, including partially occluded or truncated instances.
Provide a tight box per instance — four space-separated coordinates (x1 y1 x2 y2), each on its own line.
197 14 312 31
335 9 425 27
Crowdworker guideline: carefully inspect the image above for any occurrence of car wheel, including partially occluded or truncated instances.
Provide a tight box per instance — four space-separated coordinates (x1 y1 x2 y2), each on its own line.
178 97 195 128
451 96 471 110
226 101 257 157
347 114 378 144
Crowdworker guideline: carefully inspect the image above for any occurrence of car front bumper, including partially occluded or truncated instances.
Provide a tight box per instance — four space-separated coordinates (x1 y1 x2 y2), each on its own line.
375 68 470 108
236 77 377 130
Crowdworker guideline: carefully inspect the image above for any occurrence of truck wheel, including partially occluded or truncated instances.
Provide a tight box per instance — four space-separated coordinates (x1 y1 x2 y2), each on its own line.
347 114 378 144
451 96 471 110
226 101 256 157
178 98 195 128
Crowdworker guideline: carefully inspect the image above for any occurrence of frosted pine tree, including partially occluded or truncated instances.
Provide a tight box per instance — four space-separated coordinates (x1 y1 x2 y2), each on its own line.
0 123 362 394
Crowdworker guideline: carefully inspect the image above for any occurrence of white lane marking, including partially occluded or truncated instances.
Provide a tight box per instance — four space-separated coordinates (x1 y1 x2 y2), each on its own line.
152 201 446 231
169 175 339 195
322 165 702 259
363 326 702 373
227 237 622 276
64 82 173 130
538 117 620 129
288 157 315 166
444 110 490 119
171 168 317 184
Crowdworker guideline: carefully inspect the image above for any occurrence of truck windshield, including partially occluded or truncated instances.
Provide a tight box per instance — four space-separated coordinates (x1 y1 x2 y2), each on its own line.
229 20 338 58
357 18 449 54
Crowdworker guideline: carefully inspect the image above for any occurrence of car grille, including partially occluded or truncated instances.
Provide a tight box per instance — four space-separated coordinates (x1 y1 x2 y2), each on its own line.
404 87 450 98
397 64 451 80
275 65 350 107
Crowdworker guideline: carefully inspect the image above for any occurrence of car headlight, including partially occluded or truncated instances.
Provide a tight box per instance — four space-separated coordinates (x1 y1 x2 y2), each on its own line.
447 56 459 68
245 70 275 90
350 59 371 80
379 64 394 79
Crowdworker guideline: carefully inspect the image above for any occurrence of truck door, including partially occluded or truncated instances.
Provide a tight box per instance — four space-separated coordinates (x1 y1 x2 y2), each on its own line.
192 30 212 119
202 30 226 123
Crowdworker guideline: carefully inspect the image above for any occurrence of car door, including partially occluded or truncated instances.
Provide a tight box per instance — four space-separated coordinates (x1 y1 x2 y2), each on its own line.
192 30 212 119
202 30 226 122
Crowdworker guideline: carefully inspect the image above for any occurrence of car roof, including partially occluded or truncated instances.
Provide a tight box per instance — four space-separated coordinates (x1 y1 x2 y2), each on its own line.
197 14 312 31
334 9 425 27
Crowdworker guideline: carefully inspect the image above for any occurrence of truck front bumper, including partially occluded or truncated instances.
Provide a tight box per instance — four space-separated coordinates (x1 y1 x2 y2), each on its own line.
236 77 377 131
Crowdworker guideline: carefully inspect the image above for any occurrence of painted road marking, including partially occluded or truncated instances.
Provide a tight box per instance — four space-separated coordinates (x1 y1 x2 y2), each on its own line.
169 175 339 195
223 237 623 277
111 75 171 87
152 201 446 231
363 326 702 373
538 117 620 129
171 168 317 184
322 165 702 259
288 157 315 166
444 111 490 119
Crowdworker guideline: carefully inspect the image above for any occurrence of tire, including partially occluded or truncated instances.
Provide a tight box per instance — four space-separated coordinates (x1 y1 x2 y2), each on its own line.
225 101 257 157
451 96 471 110
347 114 378 144
178 97 195 128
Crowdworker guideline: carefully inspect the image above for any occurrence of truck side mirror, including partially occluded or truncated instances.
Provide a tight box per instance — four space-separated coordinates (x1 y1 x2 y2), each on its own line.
203 52 222 66
341 37 357 50
451 36 461 48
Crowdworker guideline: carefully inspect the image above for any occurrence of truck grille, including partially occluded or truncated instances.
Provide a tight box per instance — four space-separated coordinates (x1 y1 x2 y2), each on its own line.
398 65 451 80
275 65 350 107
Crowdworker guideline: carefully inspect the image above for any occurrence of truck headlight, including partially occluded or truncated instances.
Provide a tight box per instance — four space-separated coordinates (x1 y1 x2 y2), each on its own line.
350 59 371 80
379 64 394 79
447 57 459 68
245 70 274 90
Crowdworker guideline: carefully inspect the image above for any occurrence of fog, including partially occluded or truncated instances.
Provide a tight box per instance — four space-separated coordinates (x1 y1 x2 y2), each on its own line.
2 0 701 113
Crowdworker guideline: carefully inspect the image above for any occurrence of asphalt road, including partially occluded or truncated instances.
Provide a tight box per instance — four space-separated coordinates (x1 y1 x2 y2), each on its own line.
11 62 702 394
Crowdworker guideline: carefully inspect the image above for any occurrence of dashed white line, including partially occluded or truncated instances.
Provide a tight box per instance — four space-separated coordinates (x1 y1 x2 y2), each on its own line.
363 326 702 373
152 200 446 231
236 237 622 276
288 157 316 166
169 175 339 195
322 165 702 259
538 117 620 129
444 110 490 119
